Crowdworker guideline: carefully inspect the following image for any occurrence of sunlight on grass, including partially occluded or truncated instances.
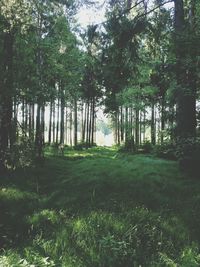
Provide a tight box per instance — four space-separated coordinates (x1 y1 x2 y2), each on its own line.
0 187 36 201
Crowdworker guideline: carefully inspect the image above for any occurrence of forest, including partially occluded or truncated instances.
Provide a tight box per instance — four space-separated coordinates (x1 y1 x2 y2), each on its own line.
0 0 200 266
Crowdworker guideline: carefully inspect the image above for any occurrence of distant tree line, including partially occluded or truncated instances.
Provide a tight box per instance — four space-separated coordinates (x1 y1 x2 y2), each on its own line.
0 0 200 171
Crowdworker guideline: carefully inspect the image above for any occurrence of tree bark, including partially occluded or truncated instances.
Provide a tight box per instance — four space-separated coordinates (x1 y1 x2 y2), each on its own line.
151 101 156 145
135 108 139 146
49 100 53 144
0 32 14 152
74 97 78 146
56 99 60 144
60 88 65 145
174 0 196 138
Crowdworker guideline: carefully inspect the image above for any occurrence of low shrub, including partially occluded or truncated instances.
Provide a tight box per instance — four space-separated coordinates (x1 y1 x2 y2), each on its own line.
140 140 153 153
74 142 97 151
4 137 35 170
176 137 200 176
118 137 136 153
153 142 176 160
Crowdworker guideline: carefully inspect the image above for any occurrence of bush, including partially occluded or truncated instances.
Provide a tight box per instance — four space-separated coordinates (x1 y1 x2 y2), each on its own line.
118 137 136 153
4 137 35 170
74 142 97 151
176 137 200 176
153 142 176 160
140 140 153 153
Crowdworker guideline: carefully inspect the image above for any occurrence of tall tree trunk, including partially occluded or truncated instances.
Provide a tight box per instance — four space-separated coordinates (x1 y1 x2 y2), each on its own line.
70 109 73 146
41 105 45 145
120 106 124 142
25 102 28 133
32 104 35 139
117 111 120 145
160 96 165 144
125 107 128 143
56 99 60 144
28 104 32 139
86 100 90 146
135 108 139 146
35 104 42 159
53 101 56 143
60 88 65 145
74 97 78 146
174 0 196 138
88 99 93 146
49 100 53 144
11 98 18 147
65 108 68 145
151 101 156 145
143 109 146 141
91 97 95 145
82 102 87 142
0 31 14 170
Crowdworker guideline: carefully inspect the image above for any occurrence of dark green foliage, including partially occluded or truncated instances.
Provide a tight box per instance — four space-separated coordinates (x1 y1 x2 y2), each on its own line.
74 142 97 150
3 137 36 170
140 140 153 154
176 138 200 177
153 142 176 160
118 137 136 153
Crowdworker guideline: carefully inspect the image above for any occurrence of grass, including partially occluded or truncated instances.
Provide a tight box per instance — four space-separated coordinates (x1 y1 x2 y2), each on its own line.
0 147 200 266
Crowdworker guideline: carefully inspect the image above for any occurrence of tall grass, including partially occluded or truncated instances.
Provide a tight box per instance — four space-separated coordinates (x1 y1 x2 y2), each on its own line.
0 147 200 266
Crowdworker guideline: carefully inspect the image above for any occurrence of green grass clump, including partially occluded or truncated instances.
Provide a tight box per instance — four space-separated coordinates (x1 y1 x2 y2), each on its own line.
0 147 200 266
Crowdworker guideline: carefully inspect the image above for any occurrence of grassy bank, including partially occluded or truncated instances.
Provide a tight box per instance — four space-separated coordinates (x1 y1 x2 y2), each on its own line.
0 147 200 266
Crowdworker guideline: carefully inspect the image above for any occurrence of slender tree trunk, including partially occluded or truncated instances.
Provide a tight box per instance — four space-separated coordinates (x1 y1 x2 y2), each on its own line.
116 110 121 145
49 100 53 144
11 98 18 146
143 109 146 141
91 97 95 145
60 89 65 145
160 96 165 144
151 101 156 145
25 102 28 133
65 108 68 145
135 108 139 146
53 101 55 143
114 113 118 144
82 102 87 142
125 107 128 143
120 106 124 142
35 104 42 159
74 97 78 146
32 104 35 139
88 99 93 146
86 100 90 146
56 99 60 144
28 104 32 138
41 105 45 145
70 109 73 146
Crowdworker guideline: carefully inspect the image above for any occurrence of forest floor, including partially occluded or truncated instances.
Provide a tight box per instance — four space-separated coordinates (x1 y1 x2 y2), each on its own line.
0 147 200 266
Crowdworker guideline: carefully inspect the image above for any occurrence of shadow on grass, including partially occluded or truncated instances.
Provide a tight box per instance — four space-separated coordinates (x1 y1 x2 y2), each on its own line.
0 147 200 266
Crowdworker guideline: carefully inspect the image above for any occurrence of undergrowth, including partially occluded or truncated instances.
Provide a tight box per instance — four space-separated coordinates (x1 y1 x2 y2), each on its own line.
0 147 200 266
